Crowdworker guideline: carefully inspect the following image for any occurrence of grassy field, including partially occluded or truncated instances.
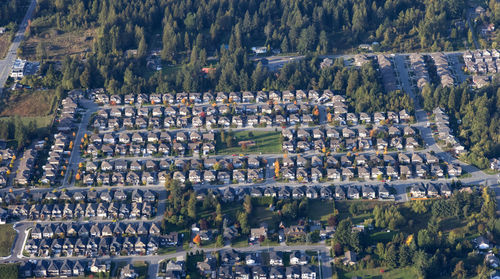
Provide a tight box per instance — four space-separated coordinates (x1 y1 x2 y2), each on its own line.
0 263 18 279
307 200 335 221
231 236 249 248
249 206 277 228
217 130 282 155
158 246 178 255
21 28 95 60
0 115 53 128
0 225 16 257
339 267 418 279
0 89 57 117
370 230 398 243
199 201 241 222
336 200 391 224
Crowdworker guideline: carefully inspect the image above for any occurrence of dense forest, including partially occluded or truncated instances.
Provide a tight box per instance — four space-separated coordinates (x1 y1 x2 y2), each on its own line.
0 0 28 27
31 0 467 55
421 83 500 169
26 0 467 95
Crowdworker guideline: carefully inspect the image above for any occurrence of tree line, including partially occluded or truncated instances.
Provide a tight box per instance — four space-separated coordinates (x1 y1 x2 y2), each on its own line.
0 117 41 150
0 0 28 27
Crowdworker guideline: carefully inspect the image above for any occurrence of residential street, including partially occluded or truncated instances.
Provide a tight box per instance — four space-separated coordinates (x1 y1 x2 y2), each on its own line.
61 99 99 187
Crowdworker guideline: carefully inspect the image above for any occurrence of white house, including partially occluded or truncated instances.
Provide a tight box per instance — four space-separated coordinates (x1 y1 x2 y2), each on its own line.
251 46 267 54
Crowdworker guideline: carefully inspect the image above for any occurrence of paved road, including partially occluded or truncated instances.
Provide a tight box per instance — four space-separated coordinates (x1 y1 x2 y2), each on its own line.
447 53 468 84
0 0 37 96
62 99 99 187
251 55 305 71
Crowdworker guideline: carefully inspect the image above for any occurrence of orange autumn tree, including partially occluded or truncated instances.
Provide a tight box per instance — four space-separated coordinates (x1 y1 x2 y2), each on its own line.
193 234 201 245
313 106 319 116
274 160 280 177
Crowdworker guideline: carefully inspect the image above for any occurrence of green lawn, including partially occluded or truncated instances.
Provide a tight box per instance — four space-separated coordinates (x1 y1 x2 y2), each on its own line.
307 200 335 221
0 263 18 279
217 130 282 155
339 267 418 279
0 115 53 128
483 169 499 175
438 216 467 232
259 238 279 247
458 172 472 179
158 246 178 255
231 236 249 248
249 206 277 229
370 230 398 243
0 225 16 257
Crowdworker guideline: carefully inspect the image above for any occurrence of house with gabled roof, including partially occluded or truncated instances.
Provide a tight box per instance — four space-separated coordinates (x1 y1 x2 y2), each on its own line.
327 168 341 181
359 112 371 123
306 187 319 199
357 166 371 180
410 184 426 198
233 169 246 183
378 184 391 199
447 164 462 177
347 186 360 199
362 185 376 199
400 165 412 178
332 186 345 200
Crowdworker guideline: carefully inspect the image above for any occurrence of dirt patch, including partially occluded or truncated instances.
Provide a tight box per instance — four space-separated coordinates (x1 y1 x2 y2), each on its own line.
22 28 95 60
0 34 11 59
0 89 56 117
